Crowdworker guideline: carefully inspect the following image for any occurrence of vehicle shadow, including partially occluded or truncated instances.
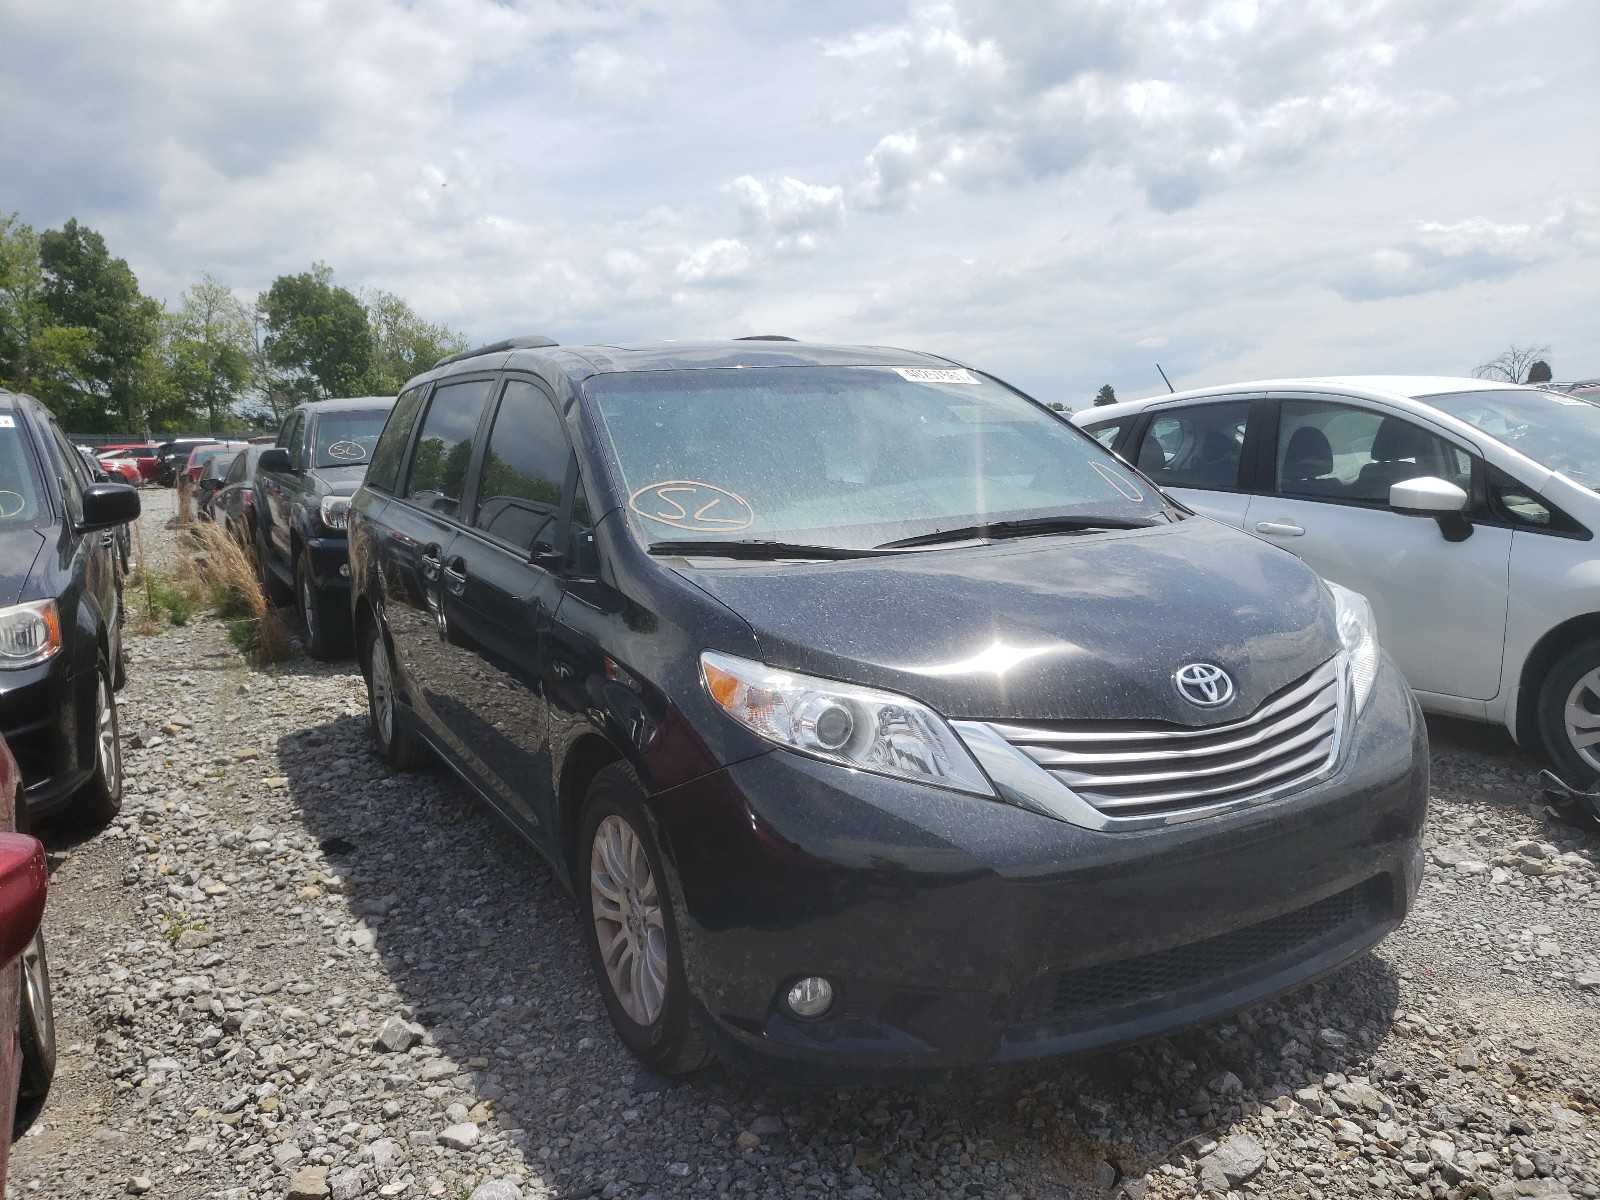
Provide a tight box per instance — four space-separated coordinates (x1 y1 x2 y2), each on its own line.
274 714 1403 1198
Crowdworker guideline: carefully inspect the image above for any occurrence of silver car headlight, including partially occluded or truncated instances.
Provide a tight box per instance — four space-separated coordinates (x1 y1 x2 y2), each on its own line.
700 651 994 796
1326 581 1378 712
0 600 62 669
320 495 351 532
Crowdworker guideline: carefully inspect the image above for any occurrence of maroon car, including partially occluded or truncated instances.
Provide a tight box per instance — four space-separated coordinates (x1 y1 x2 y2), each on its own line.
0 733 51 1180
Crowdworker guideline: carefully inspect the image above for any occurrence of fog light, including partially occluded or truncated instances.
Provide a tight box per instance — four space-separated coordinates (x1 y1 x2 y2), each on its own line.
339 563 351 578
785 976 834 1019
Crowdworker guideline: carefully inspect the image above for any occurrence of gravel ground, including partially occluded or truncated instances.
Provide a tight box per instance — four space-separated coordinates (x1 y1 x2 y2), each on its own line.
7 487 1599 1200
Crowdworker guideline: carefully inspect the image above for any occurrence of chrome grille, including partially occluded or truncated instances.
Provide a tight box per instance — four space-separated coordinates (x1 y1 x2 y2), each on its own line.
985 657 1344 819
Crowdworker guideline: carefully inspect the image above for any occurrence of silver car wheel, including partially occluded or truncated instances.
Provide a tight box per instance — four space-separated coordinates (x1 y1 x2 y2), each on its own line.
1564 666 1600 772
589 814 668 1026
370 633 396 744
300 574 317 642
95 672 119 787
21 932 52 1065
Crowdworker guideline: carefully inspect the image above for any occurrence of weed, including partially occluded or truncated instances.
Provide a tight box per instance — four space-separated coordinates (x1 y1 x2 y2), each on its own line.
188 521 294 665
159 912 205 946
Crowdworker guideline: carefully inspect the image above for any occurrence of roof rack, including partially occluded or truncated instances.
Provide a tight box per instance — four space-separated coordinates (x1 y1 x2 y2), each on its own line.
434 334 559 368
734 335 797 342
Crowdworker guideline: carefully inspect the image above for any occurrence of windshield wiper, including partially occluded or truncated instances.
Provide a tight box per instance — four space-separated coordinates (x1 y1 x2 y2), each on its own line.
877 514 1157 550
647 539 886 560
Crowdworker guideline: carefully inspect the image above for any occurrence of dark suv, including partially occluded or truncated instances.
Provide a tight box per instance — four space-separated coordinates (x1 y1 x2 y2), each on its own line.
349 338 1428 1078
0 390 140 825
254 396 395 659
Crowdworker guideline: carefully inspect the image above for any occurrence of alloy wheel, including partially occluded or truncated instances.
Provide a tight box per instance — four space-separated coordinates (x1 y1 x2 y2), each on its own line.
300 574 317 643
21 934 52 1068
589 814 669 1026
1564 666 1600 773
370 633 396 744
95 673 120 788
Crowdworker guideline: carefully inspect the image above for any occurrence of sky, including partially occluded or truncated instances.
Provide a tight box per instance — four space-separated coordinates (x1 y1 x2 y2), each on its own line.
2 0 1597 407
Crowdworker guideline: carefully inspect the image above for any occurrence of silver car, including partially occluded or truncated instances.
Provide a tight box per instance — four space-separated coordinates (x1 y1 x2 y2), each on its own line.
1076 376 1600 784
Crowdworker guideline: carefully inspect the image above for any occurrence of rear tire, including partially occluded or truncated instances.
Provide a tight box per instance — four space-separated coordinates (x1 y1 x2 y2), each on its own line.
13 930 54 1136
67 658 122 828
578 763 712 1076
296 552 350 661
1539 638 1600 787
360 619 427 770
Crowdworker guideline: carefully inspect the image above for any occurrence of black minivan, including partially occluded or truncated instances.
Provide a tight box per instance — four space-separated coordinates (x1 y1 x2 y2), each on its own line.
348 338 1428 1076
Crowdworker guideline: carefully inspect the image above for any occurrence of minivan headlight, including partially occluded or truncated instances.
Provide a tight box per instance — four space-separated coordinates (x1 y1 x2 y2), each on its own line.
0 600 62 668
320 495 351 532
1326 581 1378 712
700 651 994 796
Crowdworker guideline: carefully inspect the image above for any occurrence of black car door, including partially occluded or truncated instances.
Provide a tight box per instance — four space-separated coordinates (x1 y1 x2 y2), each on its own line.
435 376 574 847
263 412 306 563
39 419 118 641
379 376 497 741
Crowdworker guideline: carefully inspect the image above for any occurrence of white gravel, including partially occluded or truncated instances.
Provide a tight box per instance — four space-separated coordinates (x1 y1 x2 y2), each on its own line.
9 488 1598 1200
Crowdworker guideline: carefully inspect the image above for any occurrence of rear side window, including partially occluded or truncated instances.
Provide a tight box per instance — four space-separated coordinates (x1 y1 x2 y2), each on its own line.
1132 402 1251 490
472 380 569 550
224 450 250 485
367 385 427 493
403 379 493 517
1081 420 1125 451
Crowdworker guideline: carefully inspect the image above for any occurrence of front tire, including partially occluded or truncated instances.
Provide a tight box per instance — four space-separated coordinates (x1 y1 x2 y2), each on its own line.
13 930 55 1136
359 619 427 771
1539 638 1600 787
67 658 122 828
578 764 711 1076
295 552 350 661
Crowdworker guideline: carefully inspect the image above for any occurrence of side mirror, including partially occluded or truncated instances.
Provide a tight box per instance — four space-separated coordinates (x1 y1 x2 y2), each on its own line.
79 482 141 532
199 477 222 491
258 447 293 472
1390 476 1472 543
1389 476 1468 514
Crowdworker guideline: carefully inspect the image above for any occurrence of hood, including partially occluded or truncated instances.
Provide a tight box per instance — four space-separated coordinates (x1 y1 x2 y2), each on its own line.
0 527 45 609
307 464 368 494
672 519 1340 724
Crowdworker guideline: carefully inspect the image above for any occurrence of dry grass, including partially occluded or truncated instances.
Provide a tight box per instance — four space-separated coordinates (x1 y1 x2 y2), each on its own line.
187 521 294 665
174 480 194 526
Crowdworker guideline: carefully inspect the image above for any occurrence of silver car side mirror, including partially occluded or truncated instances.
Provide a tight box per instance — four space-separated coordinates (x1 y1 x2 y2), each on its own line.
1390 476 1472 542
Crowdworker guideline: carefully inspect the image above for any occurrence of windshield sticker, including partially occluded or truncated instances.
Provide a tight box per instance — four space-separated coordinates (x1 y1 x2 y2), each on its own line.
326 440 367 461
0 414 13 428
630 481 754 532
1090 461 1145 502
0 491 24 518
895 367 980 385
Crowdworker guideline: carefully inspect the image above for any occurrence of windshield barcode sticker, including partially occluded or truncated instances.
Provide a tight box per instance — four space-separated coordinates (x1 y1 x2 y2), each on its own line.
0 414 13 428
896 367 980 385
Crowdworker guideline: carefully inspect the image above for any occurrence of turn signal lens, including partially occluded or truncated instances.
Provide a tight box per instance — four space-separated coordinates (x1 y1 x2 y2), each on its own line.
699 650 993 796
0 599 62 668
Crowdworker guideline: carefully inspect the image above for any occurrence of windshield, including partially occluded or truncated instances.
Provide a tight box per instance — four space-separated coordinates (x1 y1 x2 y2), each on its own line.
1423 388 1600 491
312 409 389 469
0 415 43 526
589 366 1170 550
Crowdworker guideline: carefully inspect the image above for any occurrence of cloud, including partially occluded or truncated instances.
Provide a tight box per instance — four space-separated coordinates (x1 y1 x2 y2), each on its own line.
728 175 846 254
675 239 754 286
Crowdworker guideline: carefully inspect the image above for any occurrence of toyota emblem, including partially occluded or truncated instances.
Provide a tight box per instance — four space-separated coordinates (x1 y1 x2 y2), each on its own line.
1174 662 1235 708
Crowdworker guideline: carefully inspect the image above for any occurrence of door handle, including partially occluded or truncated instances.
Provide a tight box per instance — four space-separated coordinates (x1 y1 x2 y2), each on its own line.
1254 520 1305 537
443 556 467 595
419 545 442 580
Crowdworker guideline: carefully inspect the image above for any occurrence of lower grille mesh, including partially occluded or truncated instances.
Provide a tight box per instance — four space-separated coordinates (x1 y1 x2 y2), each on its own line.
1009 881 1381 1029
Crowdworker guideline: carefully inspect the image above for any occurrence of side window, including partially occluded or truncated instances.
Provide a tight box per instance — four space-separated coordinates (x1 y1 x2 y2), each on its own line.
402 378 494 517
569 480 600 576
1132 402 1250 489
472 380 569 549
282 413 306 465
1083 420 1124 451
367 384 428 493
44 420 87 523
224 451 249 485
1276 402 1471 504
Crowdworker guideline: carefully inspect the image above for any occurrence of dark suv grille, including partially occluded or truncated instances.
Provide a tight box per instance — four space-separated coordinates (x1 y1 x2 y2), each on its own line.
1009 881 1382 1030
984 656 1343 819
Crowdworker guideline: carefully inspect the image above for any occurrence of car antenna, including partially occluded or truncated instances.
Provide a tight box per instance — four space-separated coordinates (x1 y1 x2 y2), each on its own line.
1155 363 1175 393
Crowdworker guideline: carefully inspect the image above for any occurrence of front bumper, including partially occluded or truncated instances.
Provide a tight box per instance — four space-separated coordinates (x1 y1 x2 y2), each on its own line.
651 657 1427 1076
0 654 95 819
304 533 351 592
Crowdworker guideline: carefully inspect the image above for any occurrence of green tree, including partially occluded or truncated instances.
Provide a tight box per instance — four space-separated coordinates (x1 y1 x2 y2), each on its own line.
260 264 372 400
167 275 252 430
361 290 467 395
38 218 164 430
0 215 95 409
1094 384 1117 406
